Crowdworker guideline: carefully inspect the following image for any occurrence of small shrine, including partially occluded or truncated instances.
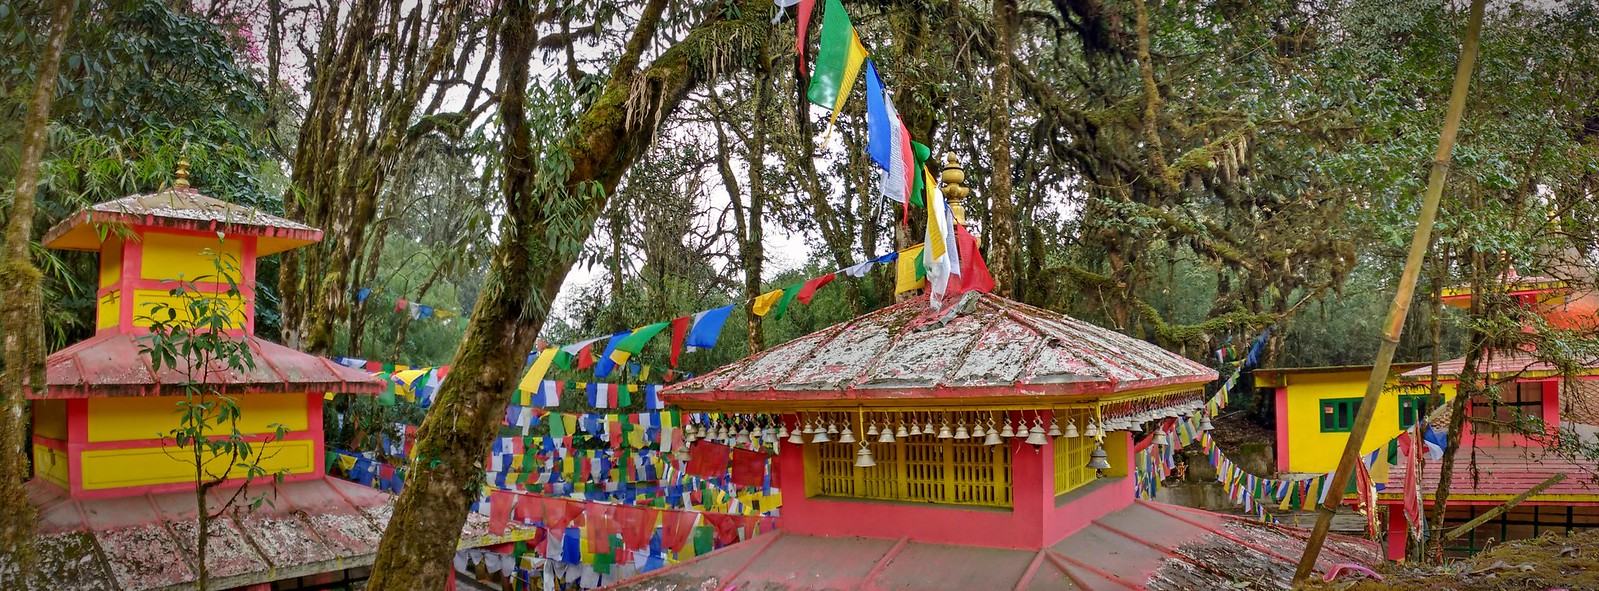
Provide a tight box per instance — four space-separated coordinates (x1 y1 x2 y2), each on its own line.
17 166 391 590
615 288 1380 588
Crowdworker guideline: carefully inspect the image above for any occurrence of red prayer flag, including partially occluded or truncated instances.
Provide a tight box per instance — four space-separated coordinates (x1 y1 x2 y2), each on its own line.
795 0 818 78
394 298 408 313
795 273 836 305
951 224 995 296
730 448 768 488
740 515 761 539
686 442 733 479
488 490 515 535
542 497 583 532
587 503 617 553
668 315 692 367
575 342 596 370
617 505 661 550
512 493 539 523
659 510 698 552
703 513 741 545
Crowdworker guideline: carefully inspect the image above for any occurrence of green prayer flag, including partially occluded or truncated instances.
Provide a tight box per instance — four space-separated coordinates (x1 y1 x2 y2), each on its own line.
772 283 804 320
692 525 715 555
805 0 856 108
619 385 632 407
610 321 672 364
549 412 566 437
553 350 573 370
909 142 931 207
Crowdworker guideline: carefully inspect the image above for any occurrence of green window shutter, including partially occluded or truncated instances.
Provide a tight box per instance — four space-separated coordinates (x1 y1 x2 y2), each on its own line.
1320 398 1362 432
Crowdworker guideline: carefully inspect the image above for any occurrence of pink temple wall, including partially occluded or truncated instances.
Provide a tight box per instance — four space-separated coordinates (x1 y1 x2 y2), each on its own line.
775 412 1133 550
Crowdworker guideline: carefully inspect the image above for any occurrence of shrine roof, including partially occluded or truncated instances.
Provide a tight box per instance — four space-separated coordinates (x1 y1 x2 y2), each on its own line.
1400 348 1599 380
10 478 534 591
1381 445 1599 500
42 187 322 256
665 293 1216 408
611 500 1381 591
31 332 386 398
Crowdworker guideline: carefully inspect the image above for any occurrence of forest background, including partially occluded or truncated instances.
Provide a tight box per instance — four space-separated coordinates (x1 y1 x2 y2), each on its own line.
1 0 1597 584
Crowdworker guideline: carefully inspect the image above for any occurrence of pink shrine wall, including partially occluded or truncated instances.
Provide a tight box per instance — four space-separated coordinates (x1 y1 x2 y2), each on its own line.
775 412 1134 550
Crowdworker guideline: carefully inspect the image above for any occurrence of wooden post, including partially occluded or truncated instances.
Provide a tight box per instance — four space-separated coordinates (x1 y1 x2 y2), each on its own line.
1442 473 1567 542
1291 0 1488 582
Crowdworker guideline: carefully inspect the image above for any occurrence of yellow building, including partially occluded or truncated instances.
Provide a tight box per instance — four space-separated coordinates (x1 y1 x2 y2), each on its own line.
1256 364 1456 474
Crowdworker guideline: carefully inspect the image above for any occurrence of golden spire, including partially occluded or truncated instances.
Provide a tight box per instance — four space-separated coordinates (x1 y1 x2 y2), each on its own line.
940 152 972 227
173 157 191 189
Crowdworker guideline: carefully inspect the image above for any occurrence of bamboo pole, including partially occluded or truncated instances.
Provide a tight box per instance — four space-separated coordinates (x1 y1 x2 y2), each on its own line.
1291 0 1488 582
1442 473 1566 542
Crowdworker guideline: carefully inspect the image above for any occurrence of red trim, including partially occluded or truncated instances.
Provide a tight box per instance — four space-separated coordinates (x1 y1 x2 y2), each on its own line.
67 399 88 496
77 429 315 452
71 470 321 501
309 394 326 476
1274 386 1290 473
31 436 66 451
117 234 142 334
242 236 258 334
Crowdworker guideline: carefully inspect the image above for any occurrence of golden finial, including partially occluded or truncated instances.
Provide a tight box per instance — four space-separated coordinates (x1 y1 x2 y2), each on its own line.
173 157 191 189
940 152 973 228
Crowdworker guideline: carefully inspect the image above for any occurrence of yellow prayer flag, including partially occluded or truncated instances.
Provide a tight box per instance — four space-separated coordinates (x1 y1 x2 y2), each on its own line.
752 289 785 316
516 347 558 395
895 244 926 294
825 32 870 135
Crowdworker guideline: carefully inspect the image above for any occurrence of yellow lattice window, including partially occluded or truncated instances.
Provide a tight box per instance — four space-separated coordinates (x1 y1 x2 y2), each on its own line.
1054 408 1098 495
806 414 1012 509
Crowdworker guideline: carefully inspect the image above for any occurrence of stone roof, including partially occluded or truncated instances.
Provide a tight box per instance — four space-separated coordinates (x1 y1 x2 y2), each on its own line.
665 293 1217 409
8 478 534 591
611 500 1381 591
42 188 322 255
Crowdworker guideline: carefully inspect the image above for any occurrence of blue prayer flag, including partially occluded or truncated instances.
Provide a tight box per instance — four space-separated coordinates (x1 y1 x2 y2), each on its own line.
864 61 892 169
686 305 734 349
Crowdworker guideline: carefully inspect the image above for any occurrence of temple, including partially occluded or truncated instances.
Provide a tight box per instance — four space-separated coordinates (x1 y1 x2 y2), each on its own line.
14 167 526 590
1255 363 1450 474
614 291 1379 590
1380 271 1599 559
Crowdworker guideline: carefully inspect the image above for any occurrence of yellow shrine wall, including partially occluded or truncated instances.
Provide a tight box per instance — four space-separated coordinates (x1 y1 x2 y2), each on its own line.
1261 367 1456 474
79 394 314 491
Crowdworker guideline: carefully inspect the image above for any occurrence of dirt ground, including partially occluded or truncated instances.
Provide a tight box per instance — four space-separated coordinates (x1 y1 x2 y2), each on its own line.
1301 529 1599 591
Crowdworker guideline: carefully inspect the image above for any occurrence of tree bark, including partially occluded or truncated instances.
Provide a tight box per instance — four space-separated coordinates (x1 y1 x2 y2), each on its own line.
0 0 72 573
985 0 1019 297
364 2 771 588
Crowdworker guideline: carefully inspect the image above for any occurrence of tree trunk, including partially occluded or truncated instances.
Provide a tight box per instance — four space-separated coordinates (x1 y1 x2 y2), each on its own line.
985 0 1019 297
0 0 71 573
364 3 770 588
1427 246 1490 559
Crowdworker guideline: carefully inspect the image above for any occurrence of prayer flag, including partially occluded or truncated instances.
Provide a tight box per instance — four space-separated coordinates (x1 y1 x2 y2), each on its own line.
556 337 603 370
730 448 767 488
865 61 915 214
793 0 818 78
594 332 630 378
771 283 804 320
686 305 734 349
909 142 930 206
806 0 868 132
356 287 371 303
533 380 562 407
517 347 559 396
394 298 408 313
894 244 926 294
668 315 693 367
796 273 835 305
752 289 784 317
840 259 875 278
950 224 995 296
610 322 672 367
